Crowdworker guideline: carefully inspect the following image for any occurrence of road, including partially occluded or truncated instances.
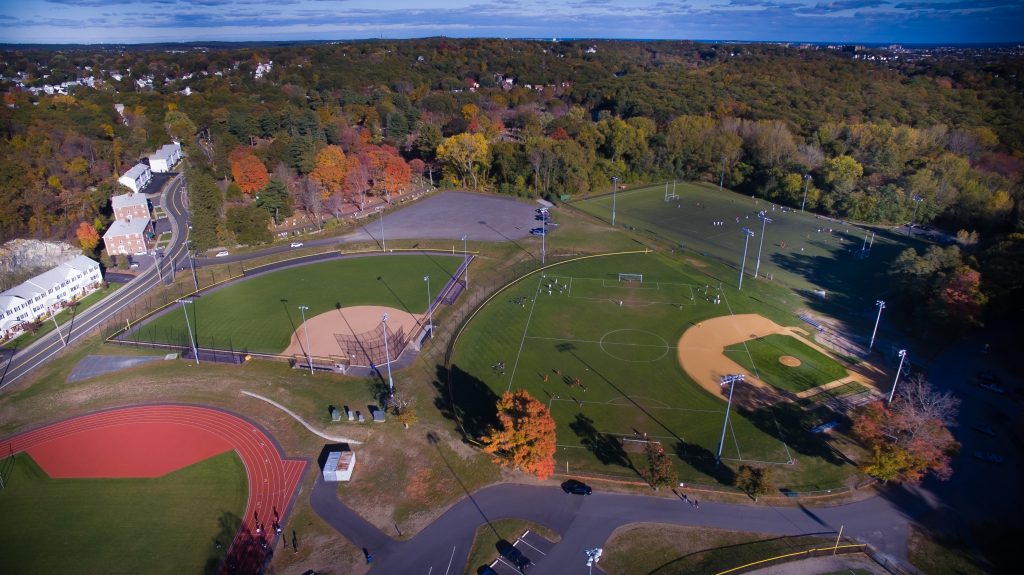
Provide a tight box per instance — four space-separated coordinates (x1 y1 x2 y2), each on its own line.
0 173 191 391
311 479 911 575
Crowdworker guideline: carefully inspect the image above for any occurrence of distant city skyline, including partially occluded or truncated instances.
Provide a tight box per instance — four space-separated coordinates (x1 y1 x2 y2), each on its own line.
1 0 1021 45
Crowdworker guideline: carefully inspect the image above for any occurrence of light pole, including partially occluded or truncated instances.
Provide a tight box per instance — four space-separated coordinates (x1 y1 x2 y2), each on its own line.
379 207 386 251
177 298 199 364
800 174 812 212
869 300 886 352
888 349 908 405
187 241 199 292
541 214 547 264
423 275 433 339
298 305 313 375
716 374 744 467
461 234 469 288
738 228 755 290
754 212 772 280
719 156 727 191
611 176 620 227
382 312 395 396
909 194 924 235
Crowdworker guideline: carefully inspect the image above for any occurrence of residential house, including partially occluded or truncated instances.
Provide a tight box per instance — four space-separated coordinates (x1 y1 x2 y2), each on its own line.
103 217 151 258
111 192 151 221
148 142 182 173
1 255 102 340
118 163 152 193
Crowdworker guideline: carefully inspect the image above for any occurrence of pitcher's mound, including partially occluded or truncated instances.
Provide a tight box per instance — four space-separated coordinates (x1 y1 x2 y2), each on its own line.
779 355 802 367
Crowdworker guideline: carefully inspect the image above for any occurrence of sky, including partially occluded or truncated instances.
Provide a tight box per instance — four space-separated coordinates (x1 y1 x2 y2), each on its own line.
0 0 1021 45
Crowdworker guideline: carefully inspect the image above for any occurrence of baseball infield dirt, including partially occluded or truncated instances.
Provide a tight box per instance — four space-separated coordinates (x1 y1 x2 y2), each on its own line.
282 305 423 361
676 313 888 406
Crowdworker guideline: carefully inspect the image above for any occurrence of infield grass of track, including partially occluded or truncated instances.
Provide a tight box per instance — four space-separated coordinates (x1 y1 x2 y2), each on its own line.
130 254 463 353
0 451 246 575
451 251 853 487
571 182 930 314
724 334 849 394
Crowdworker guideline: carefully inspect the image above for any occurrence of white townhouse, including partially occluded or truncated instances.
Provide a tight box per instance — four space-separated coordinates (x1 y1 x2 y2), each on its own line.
111 192 151 221
0 255 102 340
118 163 152 193
148 142 182 173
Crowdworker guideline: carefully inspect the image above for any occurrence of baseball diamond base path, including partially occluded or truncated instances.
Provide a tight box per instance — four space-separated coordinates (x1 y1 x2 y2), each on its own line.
676 313 887 405
2 405 307 575
281 305 423 365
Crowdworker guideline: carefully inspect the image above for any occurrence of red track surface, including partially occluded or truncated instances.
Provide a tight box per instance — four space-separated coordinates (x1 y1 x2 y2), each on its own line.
3 405 307 575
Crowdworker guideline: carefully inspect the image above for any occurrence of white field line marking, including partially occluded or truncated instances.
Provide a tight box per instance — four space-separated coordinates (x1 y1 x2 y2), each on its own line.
507 277 543 392
445 545 457 575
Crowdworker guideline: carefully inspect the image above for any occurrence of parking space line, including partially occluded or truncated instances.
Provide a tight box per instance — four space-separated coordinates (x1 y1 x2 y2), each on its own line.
445 545 457 575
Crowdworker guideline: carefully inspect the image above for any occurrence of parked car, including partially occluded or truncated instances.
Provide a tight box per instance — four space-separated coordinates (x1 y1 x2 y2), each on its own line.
290 242 304 248
497 541 532 570
973 451 1005 464
215 250 230 257
129 262 139 270
530 227 547 236
561 479 593 495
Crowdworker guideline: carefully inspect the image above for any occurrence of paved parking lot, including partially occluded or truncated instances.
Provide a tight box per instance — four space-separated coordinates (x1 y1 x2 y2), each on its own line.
489 529 557 574
352 191 543 243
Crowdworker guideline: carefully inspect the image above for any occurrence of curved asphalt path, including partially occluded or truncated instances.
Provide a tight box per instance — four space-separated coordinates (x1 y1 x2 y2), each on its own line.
311 479 910 574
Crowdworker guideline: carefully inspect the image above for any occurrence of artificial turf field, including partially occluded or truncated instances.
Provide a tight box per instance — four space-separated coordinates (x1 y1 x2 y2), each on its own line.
572 182 928 312
450 252 843 482
0 451 246 575
130 254 463 353
724 334 849 394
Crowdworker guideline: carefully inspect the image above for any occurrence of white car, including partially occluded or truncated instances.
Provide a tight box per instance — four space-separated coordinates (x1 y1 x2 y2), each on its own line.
215 250 229 257
290 242 304 248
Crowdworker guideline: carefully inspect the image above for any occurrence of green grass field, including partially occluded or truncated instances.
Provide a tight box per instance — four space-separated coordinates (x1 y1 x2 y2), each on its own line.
450 252 852 485
130 254 462 353
724 334 849 393
0 451 247 575
572 182 928 314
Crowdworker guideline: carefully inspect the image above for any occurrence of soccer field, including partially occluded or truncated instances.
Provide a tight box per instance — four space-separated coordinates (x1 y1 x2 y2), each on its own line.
130 254 463 353
572 182 928 312
0 452 246 575
450 252 835 483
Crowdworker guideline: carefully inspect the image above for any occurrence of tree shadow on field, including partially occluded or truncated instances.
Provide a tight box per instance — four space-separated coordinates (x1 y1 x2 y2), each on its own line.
673 440 736 485
569 413 639 477
738 402 851 466
377 275 413 313
204 511 242 575
434 363 499 441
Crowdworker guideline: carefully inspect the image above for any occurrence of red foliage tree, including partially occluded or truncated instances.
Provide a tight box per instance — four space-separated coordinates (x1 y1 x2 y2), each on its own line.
231 153 270 195
75 221 100 253
481 390 557 480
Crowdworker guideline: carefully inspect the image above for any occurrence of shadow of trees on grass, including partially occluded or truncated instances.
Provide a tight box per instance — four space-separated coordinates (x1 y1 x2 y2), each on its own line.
434 363 499 441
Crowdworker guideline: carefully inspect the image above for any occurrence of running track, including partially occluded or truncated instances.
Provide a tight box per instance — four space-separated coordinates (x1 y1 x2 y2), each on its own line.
2 405 307 575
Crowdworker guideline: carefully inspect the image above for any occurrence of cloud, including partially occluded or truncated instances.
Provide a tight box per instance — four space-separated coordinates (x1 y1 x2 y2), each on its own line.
893 0 1018 10
797 0 892 14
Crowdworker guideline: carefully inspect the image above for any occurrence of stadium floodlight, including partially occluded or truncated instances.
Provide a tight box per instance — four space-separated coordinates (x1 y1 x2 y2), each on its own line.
298 305 313 375
176 298 199 364
738 228 755 290
379 207 386 251
541 213 546 264
611 176 620 227
754 212 773 280
716 374 745 467
719 156 727 192
382 312 395 396
424 275 433 339
461 234 469 288
868 300 886 352
909 194 925 235
888 349 908 405
801 174 812 212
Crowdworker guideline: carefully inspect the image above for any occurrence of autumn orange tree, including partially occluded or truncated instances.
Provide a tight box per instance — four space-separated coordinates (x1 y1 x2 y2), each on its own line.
310 145 348 201
851 375 960 484
481 390 557 480
643 441 677 490
75 221 100 254
230 148 269 195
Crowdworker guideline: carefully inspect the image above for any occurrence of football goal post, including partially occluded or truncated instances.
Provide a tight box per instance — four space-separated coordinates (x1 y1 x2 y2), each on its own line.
618 273 643 283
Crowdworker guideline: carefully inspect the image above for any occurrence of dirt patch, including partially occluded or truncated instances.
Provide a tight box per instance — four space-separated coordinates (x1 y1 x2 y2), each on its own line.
779 355 802 367
281 305 423 362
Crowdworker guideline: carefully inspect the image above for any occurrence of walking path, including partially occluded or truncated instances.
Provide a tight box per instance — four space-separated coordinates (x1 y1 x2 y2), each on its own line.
241 390 362 444
310 480 911 574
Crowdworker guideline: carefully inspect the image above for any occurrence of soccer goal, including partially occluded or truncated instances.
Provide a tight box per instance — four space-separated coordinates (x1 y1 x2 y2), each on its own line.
664 181 679 202
618 273 643 283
